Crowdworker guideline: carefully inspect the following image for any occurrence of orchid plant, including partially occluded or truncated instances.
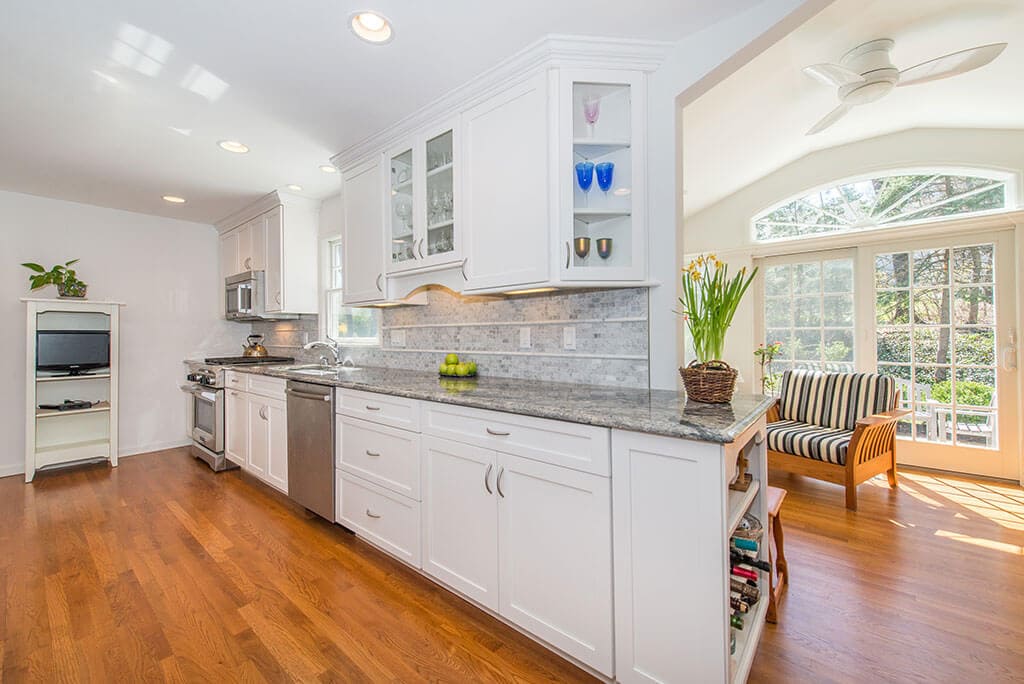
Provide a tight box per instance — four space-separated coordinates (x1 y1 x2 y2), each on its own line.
678 254 757 366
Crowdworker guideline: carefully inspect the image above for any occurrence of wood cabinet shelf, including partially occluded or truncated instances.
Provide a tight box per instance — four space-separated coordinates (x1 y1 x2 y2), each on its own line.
36 401 111 419
730 590 768 683
727 479 761 538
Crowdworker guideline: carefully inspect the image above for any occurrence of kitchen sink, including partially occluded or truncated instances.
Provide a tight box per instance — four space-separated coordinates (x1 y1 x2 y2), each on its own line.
275 364 360 376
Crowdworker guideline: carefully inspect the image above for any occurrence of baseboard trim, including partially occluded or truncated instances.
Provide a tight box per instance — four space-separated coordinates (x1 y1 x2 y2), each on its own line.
0 463 25 478
119 439 192 457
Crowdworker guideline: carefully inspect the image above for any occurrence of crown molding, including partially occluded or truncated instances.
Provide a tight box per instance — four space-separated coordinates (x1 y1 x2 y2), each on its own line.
331 34 671 170
215 189 321 233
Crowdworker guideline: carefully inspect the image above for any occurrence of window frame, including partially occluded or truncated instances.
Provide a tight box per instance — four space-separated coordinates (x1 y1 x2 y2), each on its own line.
750 167 1016 245
320 236 380 347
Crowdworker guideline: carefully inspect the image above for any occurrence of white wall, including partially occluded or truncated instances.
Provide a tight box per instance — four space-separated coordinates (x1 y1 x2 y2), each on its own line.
0 190 249 477
681 127 1024 391
646 0 834 389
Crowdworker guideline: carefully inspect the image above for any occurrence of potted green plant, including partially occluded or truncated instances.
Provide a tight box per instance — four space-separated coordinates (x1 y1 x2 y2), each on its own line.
21 260 88 298
677 254 756 402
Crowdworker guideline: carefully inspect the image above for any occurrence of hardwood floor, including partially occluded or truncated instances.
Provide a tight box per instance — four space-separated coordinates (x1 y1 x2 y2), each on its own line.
2 449 1022 683
752 468 1024 683
0 448 593 683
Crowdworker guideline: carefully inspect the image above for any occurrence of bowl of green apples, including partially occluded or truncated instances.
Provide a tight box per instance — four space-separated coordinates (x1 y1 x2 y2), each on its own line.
438 353 477 378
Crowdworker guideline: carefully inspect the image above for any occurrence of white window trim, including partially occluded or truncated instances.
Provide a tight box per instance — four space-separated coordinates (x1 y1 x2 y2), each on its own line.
320 235 380 347
750 167 1018 245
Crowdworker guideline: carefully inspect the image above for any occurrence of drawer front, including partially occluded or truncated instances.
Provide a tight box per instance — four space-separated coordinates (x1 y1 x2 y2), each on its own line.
338 416 421 500
421 402 610 476
246 374 287 401
337 471 421 568
337 388 420 432
224 371 245 390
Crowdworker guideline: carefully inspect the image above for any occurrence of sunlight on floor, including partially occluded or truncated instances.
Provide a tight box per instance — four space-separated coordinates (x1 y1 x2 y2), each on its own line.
934 529 1024 555
900 471 1024 531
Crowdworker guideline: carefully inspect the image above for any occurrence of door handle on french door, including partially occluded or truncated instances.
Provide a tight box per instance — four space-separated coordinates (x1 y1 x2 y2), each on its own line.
1003 346 1018 371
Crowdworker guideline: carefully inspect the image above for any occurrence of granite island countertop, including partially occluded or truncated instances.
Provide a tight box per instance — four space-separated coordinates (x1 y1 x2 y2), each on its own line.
223 364 774 444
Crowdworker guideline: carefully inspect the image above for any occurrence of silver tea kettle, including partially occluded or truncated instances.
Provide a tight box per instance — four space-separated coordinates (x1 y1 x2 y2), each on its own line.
242 334 268 358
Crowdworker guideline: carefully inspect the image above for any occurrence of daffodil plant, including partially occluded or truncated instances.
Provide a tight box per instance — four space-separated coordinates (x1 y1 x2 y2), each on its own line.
678 254 757 365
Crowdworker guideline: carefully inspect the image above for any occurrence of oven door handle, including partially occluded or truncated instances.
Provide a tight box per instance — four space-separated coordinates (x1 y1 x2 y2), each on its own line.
180 385 219 402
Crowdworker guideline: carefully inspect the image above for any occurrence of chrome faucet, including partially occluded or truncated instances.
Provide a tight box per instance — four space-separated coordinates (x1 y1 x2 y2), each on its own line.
304 339 341 365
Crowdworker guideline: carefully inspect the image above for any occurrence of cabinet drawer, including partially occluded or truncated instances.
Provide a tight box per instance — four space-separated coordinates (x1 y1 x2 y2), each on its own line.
337 416 421 500
422 402 610 476
337 471 421 568
246 374 287 401
224 371 245 390
337 388 419 432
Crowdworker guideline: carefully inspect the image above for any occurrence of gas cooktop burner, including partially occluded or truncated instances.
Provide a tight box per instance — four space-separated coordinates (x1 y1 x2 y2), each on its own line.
203 355 294 365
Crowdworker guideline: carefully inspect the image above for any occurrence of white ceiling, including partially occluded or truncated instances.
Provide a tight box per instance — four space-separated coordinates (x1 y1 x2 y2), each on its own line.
0 0 760 224
682 0 1024 218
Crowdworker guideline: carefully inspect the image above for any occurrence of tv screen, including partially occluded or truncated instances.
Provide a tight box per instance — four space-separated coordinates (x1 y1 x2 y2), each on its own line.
36 330 110 373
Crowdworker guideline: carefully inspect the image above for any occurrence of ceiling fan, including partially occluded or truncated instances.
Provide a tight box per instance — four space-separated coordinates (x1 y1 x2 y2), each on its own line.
802 38 1007 135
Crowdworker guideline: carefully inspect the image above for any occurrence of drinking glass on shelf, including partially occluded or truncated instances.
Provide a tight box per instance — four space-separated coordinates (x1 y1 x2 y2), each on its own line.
583 95 601 137
429 189 442 225
595 162 615 198
395 199 412 232
442 191 453 222
575 161 594 207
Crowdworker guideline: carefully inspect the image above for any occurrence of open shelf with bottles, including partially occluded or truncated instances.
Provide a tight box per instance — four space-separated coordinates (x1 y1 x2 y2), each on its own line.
563 72 645 282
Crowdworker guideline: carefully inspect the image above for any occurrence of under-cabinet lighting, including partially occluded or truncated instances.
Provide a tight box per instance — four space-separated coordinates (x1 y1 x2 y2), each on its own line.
286 184 303 191
350 11 393 44
504 287 557 296
162 195 187 204
320 164 338 174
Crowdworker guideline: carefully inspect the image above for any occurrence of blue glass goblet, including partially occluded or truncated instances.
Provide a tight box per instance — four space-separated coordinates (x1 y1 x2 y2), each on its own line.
595 162 615 198
575 161 594 207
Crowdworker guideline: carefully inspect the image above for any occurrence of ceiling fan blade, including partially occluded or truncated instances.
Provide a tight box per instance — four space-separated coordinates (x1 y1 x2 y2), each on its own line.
803 63 866 88
898 42 1007 87
806 104 851 136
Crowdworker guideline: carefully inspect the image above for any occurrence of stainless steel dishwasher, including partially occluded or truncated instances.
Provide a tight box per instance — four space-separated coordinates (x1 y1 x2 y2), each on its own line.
285 380 335 520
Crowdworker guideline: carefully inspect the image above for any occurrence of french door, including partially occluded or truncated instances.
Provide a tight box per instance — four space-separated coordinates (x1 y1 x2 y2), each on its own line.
861 230 1019 480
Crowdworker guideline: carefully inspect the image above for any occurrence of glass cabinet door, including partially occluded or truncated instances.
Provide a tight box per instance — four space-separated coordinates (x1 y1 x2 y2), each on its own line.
424 129 455 260
389 147 415 268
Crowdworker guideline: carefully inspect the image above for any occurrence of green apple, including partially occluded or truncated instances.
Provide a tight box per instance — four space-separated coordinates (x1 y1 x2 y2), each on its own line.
439 363 448 374
466 361 477 375
445 353 459 365
455 363 469 377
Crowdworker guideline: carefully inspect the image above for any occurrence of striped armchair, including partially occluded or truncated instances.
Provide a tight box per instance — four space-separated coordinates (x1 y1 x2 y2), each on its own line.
766 370 908 510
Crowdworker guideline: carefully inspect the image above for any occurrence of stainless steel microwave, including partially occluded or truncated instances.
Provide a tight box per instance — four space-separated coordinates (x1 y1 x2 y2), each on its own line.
225 271 263 321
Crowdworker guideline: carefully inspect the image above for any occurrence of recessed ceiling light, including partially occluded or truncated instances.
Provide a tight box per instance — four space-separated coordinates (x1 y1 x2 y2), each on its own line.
286 184 303 192
350 11 393 44
162 195 186 204
613 187 632 197
218 140 249 154
320 164 338 174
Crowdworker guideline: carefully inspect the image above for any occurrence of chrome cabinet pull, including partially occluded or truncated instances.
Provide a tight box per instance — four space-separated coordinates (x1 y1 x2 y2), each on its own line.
460 258 468 281
365 450 380 457
365 509 381 519
565 241 570 269
258 406 268 420
365 405 381 411
418 239 426 260
375 273 384 292
275 292 282 304
486 427 510 436
244 257 252 269
230 391 239 397
496 467 505 498
484 463 493 494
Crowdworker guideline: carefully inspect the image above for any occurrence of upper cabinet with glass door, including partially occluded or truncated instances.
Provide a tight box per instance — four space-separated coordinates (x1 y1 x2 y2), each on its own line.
386 123 460 275
561 70 646 282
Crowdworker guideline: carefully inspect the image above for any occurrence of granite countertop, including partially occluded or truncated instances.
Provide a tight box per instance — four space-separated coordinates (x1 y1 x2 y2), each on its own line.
225 364 774 444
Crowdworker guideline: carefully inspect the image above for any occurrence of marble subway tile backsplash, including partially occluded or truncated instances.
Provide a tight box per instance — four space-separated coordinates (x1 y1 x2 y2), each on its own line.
252 287 650 388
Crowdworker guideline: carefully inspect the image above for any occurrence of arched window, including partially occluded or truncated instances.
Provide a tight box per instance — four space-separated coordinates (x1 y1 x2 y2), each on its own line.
752 170 1012 242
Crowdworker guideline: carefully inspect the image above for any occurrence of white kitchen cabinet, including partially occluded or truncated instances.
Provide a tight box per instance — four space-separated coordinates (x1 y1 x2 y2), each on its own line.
496 451 613 675
225 388 248 466
216 191 319 314
421 436 499 610
461 72 551 292
234 390 288 494
337 471 422 567
341 158 387 304
386 121 461 275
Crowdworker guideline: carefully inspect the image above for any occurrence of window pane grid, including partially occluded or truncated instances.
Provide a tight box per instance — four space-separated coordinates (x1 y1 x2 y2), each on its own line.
325 239 379 346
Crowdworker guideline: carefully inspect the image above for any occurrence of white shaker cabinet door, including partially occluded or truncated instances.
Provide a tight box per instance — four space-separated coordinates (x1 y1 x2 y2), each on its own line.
421 436 499 611
264 396 288 494
263 206 284 313
246 396 270 479
342 158 387 304
461 72 551 292
225 389 248 466
496 452 614 676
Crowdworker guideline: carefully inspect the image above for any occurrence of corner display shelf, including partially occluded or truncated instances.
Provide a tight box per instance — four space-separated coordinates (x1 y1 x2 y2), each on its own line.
22 298 124 482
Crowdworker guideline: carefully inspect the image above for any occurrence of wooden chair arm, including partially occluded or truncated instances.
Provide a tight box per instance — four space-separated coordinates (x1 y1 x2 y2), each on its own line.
765 399 780 423
854 408 911 428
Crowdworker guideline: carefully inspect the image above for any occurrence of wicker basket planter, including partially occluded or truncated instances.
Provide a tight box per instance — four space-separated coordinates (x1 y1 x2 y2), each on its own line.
679 360 738 403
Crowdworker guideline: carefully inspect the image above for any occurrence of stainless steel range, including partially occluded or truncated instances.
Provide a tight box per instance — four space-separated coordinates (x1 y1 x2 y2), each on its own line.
181 356 293 471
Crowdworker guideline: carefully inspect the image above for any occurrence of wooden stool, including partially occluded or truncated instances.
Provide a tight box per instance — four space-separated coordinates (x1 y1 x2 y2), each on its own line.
765 485 789 624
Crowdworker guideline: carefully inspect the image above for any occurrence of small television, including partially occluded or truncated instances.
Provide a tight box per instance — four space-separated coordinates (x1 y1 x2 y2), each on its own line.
36 330 110 375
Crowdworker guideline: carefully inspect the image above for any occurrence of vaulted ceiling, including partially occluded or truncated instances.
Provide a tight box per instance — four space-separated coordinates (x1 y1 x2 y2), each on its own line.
0 0 761 223
682 0 1024 218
